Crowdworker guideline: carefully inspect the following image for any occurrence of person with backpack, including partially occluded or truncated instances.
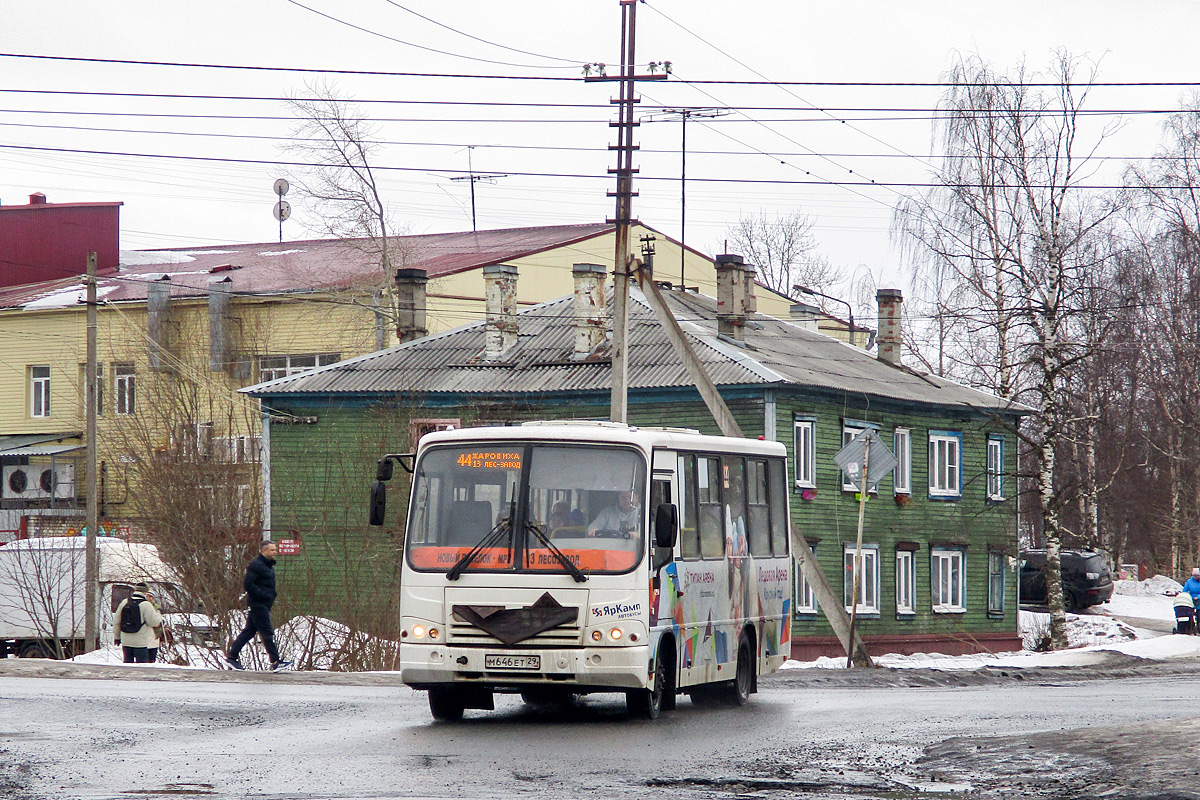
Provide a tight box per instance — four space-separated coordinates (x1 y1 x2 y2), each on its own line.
113 582 164 664
225 540 292 672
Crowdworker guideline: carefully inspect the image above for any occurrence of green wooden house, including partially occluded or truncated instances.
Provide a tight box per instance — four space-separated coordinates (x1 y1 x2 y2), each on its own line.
245 260 1029 658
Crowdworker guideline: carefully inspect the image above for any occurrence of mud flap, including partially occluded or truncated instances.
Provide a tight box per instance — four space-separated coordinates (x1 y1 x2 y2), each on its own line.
460 686 495 711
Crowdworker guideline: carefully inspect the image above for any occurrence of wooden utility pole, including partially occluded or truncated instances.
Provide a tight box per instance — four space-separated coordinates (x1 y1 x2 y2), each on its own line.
846 433 872 667
587 0 665 423
84 251 99 652
640 272 872 667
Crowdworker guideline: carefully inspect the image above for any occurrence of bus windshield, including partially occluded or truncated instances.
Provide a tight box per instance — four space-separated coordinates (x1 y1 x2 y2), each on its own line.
406 443 647 576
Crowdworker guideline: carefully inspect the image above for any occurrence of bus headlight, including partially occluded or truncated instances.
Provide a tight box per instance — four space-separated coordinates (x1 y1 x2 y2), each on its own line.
609 627 623 641
412 624 427 639
591 630 603 642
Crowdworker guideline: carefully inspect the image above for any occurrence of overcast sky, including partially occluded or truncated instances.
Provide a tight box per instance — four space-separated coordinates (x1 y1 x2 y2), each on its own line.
4 0 1199 298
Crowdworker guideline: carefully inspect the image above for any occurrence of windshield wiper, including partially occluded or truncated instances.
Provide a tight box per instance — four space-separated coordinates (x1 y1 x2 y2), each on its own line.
525 521 589 583
447 518 512 581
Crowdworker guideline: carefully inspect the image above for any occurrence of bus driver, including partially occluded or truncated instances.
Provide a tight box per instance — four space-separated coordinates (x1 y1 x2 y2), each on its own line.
587 490 642 538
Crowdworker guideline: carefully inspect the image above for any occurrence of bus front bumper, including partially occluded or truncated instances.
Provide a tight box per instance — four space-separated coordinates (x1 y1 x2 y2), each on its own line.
400 642 650 690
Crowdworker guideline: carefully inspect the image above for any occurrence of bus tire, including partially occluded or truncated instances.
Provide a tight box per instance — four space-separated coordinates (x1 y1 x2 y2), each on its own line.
723 634 754 706
626 651 666 720
428 687 466 722
661 642 678 711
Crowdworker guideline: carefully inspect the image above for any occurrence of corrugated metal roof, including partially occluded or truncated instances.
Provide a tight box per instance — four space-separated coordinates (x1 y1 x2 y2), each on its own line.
245 287 1028 417
0 223 614 310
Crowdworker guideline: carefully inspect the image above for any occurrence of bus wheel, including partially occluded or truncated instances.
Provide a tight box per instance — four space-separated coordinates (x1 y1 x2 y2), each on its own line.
428 687 466 722
723 635 754 706
626 653 665 720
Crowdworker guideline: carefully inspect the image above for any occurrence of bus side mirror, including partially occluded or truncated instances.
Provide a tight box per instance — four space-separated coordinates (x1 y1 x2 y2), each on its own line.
376 457 394 482
654 503 678 550
369 481 388 526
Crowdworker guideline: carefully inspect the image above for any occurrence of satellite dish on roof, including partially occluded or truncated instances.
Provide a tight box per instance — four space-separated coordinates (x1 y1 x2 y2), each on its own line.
273 178 290 197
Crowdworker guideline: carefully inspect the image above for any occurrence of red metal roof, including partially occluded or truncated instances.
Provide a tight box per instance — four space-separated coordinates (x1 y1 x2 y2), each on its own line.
0 223 614 310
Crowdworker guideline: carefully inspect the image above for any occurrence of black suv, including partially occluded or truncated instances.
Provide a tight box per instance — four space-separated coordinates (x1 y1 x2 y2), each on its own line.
1019 550 1114 611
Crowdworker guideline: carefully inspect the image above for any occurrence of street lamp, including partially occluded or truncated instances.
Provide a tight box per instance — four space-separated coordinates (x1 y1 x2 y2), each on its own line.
793 284 854 343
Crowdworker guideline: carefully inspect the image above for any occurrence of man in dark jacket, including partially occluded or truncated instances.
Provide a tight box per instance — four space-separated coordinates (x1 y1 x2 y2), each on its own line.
225 540 292 671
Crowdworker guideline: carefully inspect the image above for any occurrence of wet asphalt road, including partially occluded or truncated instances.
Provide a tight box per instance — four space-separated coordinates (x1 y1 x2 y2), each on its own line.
3 657 1200 800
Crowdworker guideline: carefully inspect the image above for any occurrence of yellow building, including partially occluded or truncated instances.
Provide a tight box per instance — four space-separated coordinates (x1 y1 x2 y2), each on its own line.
0 221 862 539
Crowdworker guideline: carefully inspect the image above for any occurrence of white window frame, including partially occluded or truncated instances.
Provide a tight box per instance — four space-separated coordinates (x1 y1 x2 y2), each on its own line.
928 431 962 498
893 427 911 495
988 551 1005 614
30 365 51 418
793 417 816 488
114 363 136 416
258 352 341 383
795 543 818 614
931 548 966 613
986 436 1005 501
841 421 880 492
896 550 915 615
843 543 880 614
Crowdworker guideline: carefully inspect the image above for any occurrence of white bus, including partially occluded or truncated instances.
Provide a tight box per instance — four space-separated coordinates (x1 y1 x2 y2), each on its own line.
370 421 793 721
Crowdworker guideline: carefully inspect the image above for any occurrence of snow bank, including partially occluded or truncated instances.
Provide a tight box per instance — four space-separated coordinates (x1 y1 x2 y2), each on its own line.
1116 575 1182 597
785 576 1200 672
70 614 398 671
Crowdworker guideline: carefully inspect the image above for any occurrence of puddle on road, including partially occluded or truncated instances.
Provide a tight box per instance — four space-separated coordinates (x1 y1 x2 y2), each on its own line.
123 784 216 796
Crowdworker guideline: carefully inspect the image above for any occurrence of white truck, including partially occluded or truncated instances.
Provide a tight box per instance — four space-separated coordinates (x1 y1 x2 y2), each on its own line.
0 537 186 658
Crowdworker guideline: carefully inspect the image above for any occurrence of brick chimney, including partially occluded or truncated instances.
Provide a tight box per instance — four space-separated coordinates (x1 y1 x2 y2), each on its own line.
483 263 518 359
742 264 757 315
715 253 747 341
876 288 903 365
28 192 47 205
572 262 607 357
394 267 428 344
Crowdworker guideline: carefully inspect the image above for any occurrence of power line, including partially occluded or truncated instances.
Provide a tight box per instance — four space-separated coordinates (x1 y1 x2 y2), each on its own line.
378 0 582 65
0 119 1181 162
0 142 1184 190
4 51 1199 87
281 0 584 71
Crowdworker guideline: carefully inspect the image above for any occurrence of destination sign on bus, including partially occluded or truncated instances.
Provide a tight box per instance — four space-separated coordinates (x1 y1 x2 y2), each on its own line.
456 451 522 470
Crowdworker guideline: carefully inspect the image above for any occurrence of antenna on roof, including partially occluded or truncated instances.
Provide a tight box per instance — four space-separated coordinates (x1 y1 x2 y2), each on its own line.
449 146 505 232
272 179 291 244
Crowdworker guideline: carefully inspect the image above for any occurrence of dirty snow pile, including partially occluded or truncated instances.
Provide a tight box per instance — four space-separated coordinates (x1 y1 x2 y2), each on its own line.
71 614 398 671
785 574 1200 672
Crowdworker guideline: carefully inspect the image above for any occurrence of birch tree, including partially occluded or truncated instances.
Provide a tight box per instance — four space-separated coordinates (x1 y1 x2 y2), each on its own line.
285 83 418 348
894 53 1120 648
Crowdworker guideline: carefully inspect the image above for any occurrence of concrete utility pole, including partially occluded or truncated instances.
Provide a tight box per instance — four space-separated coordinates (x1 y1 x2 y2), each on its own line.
84 251 99 652
587 0 666 423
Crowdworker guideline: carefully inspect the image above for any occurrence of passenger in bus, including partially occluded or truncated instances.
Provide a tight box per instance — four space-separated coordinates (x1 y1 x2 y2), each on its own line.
587 490 642 538
547 501 573 536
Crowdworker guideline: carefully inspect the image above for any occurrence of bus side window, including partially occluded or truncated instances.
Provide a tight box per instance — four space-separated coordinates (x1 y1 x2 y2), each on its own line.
698 455 724 559
747 459 771 557
679 454 700 559
767 458 790 556
724 455 748 557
